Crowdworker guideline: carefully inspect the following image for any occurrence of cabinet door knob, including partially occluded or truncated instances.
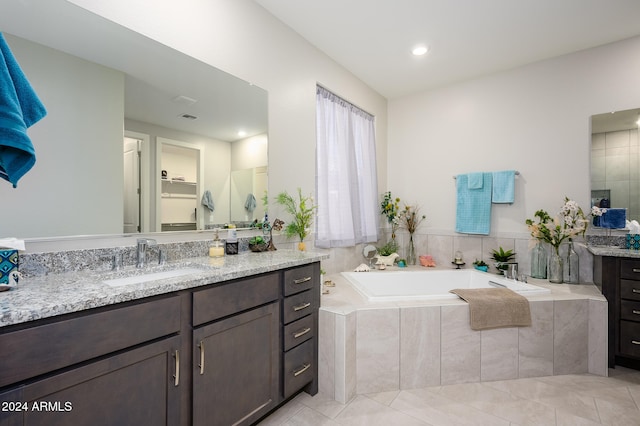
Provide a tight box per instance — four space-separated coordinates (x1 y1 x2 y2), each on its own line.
173 350 180 387
633 289 640 294
293 302 311 312
293 276 312 285
293 363 311 377
632 268 640 273
198 341 205 375
293 327 312 339
633 310 640 315
632 340 640 345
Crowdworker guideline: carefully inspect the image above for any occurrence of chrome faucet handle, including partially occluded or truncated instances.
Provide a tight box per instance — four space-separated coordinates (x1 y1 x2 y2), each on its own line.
136 238 157 247
112 253 123 271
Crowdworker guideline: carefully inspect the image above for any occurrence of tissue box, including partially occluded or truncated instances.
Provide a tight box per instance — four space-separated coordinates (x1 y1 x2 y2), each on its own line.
626 234 640 250
0 249 18 284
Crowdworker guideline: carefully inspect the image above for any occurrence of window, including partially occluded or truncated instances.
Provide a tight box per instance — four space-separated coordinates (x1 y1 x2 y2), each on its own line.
315 86 379 248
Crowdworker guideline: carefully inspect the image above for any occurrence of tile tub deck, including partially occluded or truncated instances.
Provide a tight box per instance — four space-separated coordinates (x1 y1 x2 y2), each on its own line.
319 267 608 404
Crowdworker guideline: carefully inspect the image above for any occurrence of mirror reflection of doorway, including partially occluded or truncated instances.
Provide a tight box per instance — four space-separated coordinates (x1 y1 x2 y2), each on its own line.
123 137 142 233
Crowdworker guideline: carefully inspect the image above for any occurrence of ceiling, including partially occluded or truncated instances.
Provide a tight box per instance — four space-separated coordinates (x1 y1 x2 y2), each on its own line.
255 0 640 100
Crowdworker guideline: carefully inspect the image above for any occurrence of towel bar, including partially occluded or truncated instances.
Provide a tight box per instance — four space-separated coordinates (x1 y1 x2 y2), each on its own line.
453 171 520 179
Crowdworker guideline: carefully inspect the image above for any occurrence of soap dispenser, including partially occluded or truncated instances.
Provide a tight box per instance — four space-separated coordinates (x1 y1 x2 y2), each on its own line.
209 228 224 257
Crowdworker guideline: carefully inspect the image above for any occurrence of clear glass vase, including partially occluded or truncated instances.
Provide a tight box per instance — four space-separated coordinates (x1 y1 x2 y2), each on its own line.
563 240 580 284
530 240 547 279
406 234 416 265
548 248 563 283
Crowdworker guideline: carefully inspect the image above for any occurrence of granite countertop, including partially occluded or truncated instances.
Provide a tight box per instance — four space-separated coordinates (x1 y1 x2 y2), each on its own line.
0 250 328 328
588 245 640 258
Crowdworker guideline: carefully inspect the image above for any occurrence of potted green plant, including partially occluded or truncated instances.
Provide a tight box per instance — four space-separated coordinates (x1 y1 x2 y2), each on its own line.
472 259 489 272
375 240 399 266
490 247 516 274
275 188 317 251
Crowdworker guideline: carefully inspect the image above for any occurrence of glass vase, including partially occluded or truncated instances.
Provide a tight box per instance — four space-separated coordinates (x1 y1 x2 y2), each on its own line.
563 240 580 284
548 248 563 283
529 240 547 279
406 234 416 265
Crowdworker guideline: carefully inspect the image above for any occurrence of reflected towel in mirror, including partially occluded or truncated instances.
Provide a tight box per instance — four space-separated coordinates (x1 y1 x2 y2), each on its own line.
201 190 215 212
245 193 256 212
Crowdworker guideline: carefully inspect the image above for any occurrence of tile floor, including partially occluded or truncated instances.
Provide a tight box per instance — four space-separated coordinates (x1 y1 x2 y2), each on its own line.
259 367 640 425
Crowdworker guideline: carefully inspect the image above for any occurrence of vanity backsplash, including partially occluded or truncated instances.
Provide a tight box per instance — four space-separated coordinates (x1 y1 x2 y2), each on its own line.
19 237 256 277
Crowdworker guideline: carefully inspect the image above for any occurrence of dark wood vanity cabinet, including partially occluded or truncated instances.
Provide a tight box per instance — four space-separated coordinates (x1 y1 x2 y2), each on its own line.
0 295 183 426
282 263 320 399
596 256 640 369
191 273 281 426
0 262 321 426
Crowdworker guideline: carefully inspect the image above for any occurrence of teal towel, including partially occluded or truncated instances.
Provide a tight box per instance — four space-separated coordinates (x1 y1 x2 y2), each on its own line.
0 33 47 188
456 173 492 235
492 170 515 203
468 172 484 189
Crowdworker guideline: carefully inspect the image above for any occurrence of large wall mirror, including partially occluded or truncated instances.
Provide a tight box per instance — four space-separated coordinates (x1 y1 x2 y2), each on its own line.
591 107 640 222
0 0 268 239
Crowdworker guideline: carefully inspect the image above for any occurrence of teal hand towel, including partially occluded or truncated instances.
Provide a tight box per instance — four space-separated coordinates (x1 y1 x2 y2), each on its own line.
492 170 515 203
468 172 484 189
0 33 47 188
455 173 492 235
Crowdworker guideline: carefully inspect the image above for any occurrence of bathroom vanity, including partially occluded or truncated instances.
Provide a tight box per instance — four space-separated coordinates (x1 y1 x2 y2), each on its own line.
592 247 640 370
0 251 324 426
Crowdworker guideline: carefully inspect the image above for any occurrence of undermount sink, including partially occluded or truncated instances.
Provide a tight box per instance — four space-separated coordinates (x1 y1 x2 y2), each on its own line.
103 267 203 287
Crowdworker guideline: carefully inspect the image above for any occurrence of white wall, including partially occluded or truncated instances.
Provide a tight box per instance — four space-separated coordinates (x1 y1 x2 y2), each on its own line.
388 35 640 235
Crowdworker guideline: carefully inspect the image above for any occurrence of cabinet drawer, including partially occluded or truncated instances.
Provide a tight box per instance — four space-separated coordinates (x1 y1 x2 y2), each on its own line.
620 279 640 302
620 320 640 358
283 263 318 296
283 314 314 351
283 339 314 398
0 295 181 388
193 272 279 326
620 259 640 280
621 300 640 322
283 290 314 324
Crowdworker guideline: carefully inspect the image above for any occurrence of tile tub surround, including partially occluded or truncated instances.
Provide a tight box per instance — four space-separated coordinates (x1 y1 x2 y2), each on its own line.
0 249 328 327
319 269 608 404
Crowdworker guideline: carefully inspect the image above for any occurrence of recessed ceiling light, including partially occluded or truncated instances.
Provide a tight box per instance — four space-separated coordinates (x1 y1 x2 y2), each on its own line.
412 45 429 56
237 130 247 137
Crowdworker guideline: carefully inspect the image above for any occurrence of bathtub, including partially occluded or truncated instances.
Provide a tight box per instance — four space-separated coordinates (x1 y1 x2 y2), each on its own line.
341 269 550 302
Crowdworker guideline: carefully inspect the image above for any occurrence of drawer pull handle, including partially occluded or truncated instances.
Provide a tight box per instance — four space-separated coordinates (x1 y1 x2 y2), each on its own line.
633 310 640 315
633 289 640 294
198 341 205 375
173 350 180 387
293 363 311 377
293 302 311 312
293 327 312 339
633 269 640 273
294 276 312 285
633 341 640 345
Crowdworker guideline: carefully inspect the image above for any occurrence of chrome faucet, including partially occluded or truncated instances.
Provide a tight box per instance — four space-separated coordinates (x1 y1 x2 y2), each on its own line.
136 238 157 268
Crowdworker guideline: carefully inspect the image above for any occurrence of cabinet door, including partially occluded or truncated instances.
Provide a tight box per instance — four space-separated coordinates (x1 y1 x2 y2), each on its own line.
193 302 279 426
2 335 181 426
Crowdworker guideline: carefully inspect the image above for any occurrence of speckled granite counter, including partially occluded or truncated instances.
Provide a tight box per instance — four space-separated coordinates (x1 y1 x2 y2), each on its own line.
0 250 328 328
588 246 640 259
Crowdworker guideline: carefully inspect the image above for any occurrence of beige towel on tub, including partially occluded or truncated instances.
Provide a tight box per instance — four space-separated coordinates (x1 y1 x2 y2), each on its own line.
450 288 531 331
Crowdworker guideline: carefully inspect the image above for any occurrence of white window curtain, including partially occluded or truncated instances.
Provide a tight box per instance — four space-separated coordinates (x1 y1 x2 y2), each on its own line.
315 86 379 248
